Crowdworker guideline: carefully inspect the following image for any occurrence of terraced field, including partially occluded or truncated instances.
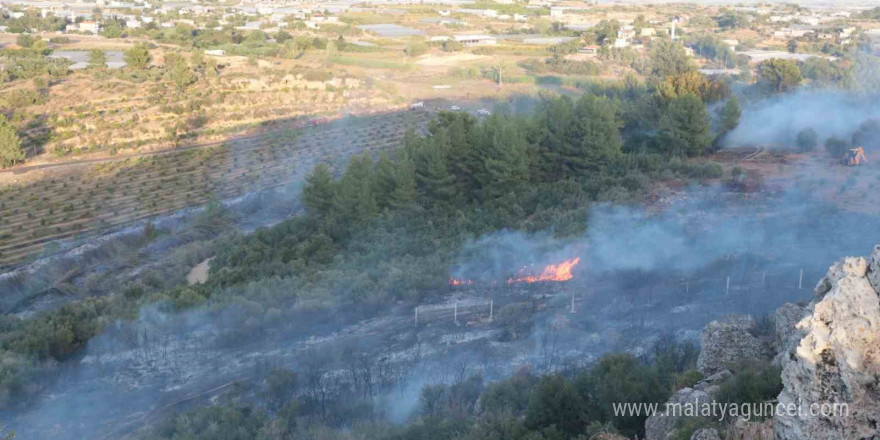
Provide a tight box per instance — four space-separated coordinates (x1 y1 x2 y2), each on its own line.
0 109 431 268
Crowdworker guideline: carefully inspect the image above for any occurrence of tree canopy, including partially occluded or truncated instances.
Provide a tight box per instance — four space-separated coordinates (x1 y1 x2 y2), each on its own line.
124 43 152 70
759 58 802 93
0 115 24 168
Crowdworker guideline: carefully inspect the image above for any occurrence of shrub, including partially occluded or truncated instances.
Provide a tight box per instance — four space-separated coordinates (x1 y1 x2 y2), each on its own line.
825 136 849 158
795 127 818 152
716 360 782 412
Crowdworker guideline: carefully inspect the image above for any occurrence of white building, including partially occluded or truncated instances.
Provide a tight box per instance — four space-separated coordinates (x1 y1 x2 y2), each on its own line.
549 7 563 19
454 34 496 46
78 21 102 34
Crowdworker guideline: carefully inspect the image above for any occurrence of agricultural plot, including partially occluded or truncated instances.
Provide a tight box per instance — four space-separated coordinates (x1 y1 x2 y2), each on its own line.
0 109 431 268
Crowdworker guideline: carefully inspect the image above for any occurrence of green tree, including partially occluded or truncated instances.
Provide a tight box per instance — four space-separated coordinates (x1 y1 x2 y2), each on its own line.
335 152 377 226
413 136 456 209
441 39 462 52
375 150 418 211
658 71 730 103
87 49 107 68
535 95 623 180
787 39 798 53
274 31 292 43
404 40 428 57
825 136 849 158
650 39 695 78
124 43 152 70
579 354 668 437
759 58 802 93
525 375 589 436
593 19 621 46
302 163 337 220
15 34 35 48
659 94 712 157
795 127 818 152
718 96 741 135
467 115 530 200
165 53 197 92
0 116 24 168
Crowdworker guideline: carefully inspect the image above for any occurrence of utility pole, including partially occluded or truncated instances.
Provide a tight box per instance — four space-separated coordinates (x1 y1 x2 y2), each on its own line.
570 291 575 314
799 269 804 289
488 300 493 322
454 301 458 325
414 306 418 326
726 276 730 296
762 271 766 288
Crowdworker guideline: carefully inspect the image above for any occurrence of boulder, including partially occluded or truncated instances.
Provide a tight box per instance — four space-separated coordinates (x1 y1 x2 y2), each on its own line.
645 387 710 440
696 315 771 375
775 254 880 440
689 428 721 440
773 302 808 366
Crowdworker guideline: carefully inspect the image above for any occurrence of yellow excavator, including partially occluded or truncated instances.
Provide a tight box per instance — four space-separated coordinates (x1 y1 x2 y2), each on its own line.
843 147 867 166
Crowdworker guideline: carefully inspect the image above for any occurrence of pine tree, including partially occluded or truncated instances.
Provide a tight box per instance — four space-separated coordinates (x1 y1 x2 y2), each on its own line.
374 152 397 211
573 95 623 173
659 94 712 157
88 49 107 69
336 152 377 225
389 150 417 210
0 116 24 168
302 163 336 219
414 138 456 209
467 115 529 200
534 95 622 180
124 43 152 70
718 96 741 135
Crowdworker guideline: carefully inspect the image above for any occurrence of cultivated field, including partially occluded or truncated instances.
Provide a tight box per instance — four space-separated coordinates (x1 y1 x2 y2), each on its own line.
0 109 431 268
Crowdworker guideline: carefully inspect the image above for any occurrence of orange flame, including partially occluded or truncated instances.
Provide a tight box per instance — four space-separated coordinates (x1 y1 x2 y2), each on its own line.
507 257 581 284
449 277 474 286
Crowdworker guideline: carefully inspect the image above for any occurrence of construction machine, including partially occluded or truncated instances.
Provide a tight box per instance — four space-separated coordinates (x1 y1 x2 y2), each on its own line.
843 147 867 166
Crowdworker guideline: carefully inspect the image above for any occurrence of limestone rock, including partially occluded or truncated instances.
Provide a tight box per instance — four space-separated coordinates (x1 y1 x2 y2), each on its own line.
773 302 808 366
731 418 774 440
696 315 771 375
689 428 721 440
775 253 880 440
868 244 880 293
693 369 731 396
645 387 710 440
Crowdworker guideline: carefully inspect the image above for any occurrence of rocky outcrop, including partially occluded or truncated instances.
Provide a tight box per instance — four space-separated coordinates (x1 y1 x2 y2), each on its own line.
693 369 731 396
730 418 774 440
689 428 721 440
775 253 880 440
773 303 808 366
645 387 710 440
644 370 735 440
696 315 772 375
